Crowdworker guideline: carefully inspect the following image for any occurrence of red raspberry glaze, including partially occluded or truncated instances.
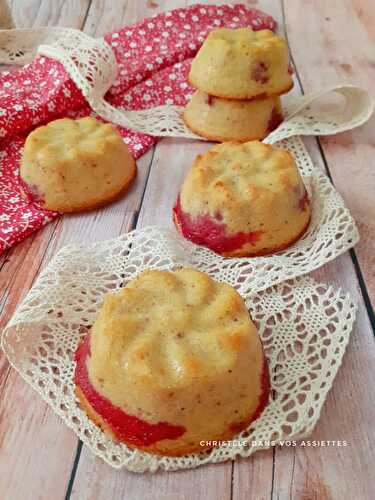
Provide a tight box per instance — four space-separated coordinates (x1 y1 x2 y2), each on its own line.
252 62 269 84
173 196 263 254
204 93 214 106
267 105 283 133
298 190 309 212
229 353 270 433
74 334 186 446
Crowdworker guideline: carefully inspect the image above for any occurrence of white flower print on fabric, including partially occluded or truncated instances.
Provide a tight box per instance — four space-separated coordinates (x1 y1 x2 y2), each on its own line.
0 4 276 254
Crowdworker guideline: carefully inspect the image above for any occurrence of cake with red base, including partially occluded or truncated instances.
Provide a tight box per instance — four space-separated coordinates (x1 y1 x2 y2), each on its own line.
74 268 270 456
173 141 311 257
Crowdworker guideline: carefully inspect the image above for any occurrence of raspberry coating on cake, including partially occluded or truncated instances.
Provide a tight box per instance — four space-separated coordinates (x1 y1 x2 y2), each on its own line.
174 141 311 257
173 195 263 253
75 333 186 446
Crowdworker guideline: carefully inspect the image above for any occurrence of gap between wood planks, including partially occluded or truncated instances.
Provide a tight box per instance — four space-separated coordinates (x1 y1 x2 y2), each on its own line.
81 0 94 29
0 1 153 495
60 72 158 500
0 0 90 385
62 2 271 497
280 0 375 338
1 1 373 497
62 1 375 497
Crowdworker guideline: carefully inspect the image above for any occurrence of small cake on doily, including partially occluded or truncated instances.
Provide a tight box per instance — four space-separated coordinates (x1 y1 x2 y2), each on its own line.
188 28 293 99
20 117 136 213
183 90 283 142
74 268 270 456
173 141 311 257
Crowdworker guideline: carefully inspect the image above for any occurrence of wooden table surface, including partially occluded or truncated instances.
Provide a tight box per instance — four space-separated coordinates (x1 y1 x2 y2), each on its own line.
0 1 374 499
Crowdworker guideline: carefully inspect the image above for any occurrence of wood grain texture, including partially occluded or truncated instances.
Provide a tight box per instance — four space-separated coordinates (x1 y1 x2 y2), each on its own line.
0 3 154 500
0 0 14 28
232 450 273 500
0 0 374 499
0 364 79 500
70 2 233 500
7 0 90 28
71 458 231 500
283 0 375 308
0 138 154 500
0 4 96 496
271 138 375 500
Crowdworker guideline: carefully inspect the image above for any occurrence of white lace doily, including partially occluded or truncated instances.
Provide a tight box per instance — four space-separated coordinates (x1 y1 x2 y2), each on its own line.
90 136 358 296
1 230 356 472
0 26 366 283
0 27 373 139
0 26 369 275
0 22 365 473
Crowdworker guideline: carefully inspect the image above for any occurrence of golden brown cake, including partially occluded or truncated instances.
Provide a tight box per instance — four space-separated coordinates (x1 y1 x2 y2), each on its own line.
74 268 270 456
189 28 293 99
173 141 311 257
183 90 283 142
20 117 136 212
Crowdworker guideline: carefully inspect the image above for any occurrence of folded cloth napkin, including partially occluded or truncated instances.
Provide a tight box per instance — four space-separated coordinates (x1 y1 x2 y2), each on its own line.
0 4 276 254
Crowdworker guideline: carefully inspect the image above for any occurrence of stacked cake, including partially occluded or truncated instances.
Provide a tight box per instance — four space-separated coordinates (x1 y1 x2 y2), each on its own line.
183 28 293 142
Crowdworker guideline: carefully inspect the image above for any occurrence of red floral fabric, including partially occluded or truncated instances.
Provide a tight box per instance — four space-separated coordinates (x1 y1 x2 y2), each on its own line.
0 4 276 254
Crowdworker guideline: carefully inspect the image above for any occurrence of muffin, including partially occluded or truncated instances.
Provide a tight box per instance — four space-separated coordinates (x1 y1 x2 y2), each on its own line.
173 141 311 257
20 117 136 212
189 28 293 99
75 268 270 456
183 90 283 142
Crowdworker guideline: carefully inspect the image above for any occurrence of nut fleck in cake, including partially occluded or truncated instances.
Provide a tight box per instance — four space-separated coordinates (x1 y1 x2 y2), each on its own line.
74 268 270 456
173 141 310 257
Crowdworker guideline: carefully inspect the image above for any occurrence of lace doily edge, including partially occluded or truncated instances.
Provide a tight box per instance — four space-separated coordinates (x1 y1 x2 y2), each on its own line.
0 276 358 472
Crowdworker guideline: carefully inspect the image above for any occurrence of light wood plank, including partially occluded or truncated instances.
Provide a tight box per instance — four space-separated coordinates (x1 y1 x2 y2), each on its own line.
232 451 274 500
0 2 153 500
283 0 375 308
0 0 14 28
8 0 90 29
0 364 79 500
0 151 154 500
71 2 233 500
0 223 58 386
271 45 375 500
71 457 231 500
1 0 374 499
137 137 207 228
266 4 375 497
